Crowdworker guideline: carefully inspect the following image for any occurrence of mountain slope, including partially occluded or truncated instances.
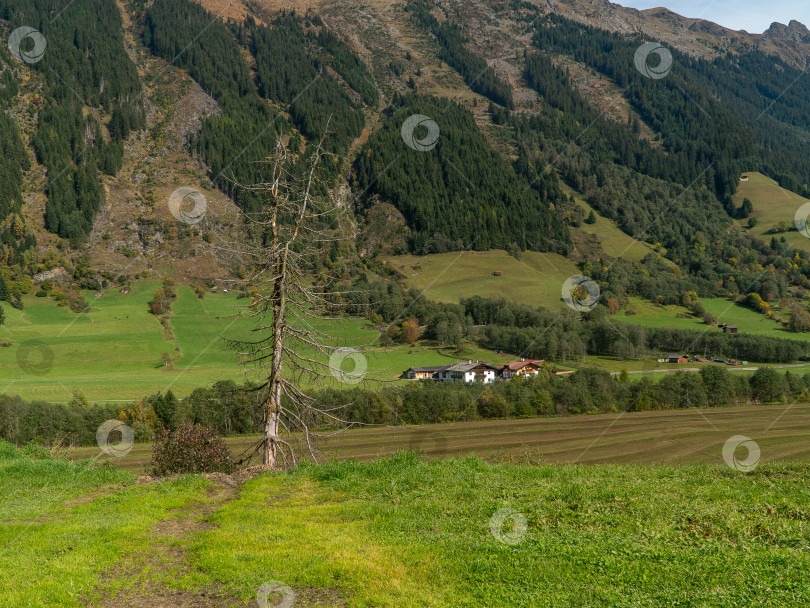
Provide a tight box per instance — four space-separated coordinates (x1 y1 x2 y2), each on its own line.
4 0 810 317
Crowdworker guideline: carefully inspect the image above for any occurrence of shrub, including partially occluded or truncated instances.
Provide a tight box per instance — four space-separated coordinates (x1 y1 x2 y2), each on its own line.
66 290 90 313
477 388 509 418
149 280 177 316
150 422 235 476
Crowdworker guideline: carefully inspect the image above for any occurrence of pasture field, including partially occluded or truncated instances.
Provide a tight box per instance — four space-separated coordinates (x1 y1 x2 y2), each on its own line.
383 249 580 309
734 171 810 252
0 263 807 404
613 296 809 341
70 402 810 473
0 282 512 402
9 429 810 607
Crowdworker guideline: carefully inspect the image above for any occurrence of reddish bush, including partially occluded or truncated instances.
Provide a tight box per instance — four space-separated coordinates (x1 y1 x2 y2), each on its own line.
149 422 234 476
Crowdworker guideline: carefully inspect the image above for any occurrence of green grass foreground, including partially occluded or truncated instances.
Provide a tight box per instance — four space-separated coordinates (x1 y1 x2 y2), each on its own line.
5 442 810 607
0 442 209 607
190 455 810 607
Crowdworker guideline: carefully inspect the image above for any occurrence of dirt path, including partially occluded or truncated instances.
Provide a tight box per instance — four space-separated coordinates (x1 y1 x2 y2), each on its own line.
85 474 247 608
83 470 347 607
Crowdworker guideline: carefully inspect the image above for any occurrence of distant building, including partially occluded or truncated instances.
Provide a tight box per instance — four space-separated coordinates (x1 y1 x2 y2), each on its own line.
718 323 739 334
493 270 503 276
740 175 749 182
436 361 498 384
666 354 688 363
404 366 444 380
499 359 544 379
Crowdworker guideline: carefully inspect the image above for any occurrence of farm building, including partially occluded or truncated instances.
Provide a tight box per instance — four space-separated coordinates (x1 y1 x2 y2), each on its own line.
740 175 749 182
499 359 544 379
403 366 445 380
493 270 502 276
435 361 498 384
719 324 738 334
666 354 688 363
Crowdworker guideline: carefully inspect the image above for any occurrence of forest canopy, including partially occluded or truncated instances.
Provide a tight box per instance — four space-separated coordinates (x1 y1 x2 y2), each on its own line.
353 94 570 254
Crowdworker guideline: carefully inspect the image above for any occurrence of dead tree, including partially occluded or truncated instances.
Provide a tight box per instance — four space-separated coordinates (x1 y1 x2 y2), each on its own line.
223 134 365 468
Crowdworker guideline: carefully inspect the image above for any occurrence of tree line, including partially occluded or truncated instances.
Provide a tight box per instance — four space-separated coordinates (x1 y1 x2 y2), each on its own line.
3 365 809 447
334 273 810 364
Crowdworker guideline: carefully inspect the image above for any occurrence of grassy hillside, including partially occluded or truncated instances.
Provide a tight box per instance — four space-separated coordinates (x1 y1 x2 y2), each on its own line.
734 171 810 252
566 187 664 262
191 456 810 607
8 443 810 607
384 250 580 309
2 277 803 403
0 281 512 402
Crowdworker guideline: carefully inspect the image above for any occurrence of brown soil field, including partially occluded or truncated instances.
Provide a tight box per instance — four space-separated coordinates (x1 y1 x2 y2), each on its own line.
69 403 810 473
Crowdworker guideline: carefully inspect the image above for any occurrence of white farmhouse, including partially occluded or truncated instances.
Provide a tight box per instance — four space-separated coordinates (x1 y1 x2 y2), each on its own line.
435 361 498 384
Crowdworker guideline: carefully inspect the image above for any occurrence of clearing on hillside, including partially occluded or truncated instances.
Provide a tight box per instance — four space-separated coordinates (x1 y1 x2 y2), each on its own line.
734 171 810 252
384 249 580 309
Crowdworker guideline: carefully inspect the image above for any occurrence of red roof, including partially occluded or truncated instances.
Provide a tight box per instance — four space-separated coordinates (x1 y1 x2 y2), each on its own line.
502 360 544 372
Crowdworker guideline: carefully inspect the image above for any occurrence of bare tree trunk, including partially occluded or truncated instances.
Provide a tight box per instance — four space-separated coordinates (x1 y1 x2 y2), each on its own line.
226 132 362 468
263 403 279 466
264 260 286 466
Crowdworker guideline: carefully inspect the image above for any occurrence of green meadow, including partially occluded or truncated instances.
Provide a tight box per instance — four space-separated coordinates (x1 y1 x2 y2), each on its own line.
0 277 806 403
0 282 512 402
613 296 810 342
0 442 209 608
192 456 810 607
6 443 810 607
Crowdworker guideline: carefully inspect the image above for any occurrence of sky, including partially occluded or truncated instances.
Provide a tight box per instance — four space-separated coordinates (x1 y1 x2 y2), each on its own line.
615 1 810 33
